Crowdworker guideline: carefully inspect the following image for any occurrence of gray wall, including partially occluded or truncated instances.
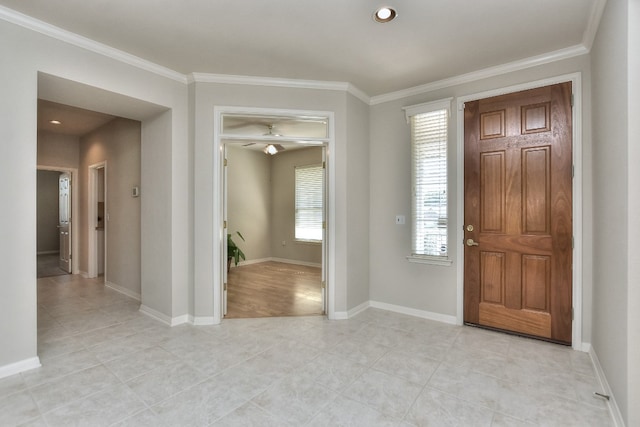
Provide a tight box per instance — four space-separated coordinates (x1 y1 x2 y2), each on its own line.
79 118 141 297
591 0 639 424
0 17 188 369
369 55 593 322
227 145 324 265
226 145 272 261
37 131 80 169
270 146 323 264
36 170 60 254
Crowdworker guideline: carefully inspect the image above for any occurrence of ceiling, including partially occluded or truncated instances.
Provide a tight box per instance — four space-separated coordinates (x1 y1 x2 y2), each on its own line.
38 100 115 136
1 0 601 97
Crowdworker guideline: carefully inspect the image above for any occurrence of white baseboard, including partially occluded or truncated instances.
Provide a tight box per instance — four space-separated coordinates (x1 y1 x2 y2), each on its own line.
348 301 371 318
331 311 349 320
589 346 625 427
0 357 41 379
232 257 321 269
105 281 141 301
79 270 90 279
37 250 59 255
139 305 188 327
369 300 458 325
191 316 216 326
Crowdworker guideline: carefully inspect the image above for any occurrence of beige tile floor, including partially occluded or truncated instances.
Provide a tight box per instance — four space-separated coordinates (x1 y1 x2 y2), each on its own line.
0 275 613 426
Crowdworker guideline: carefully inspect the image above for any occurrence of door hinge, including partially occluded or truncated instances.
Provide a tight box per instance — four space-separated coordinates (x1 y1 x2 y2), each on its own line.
224 158 228 167
321 281 326 289
322 161 326 169
224 282 227 291
223 220 227 229
322 221 326 230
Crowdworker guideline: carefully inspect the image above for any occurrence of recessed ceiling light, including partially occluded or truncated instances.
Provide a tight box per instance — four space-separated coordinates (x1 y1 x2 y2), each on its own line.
374 6 396 23
49 120 62 125
264 144 278 155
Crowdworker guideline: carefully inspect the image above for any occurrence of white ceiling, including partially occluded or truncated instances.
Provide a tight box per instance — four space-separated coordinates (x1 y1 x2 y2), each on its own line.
38 100 115 136
1 0 601 97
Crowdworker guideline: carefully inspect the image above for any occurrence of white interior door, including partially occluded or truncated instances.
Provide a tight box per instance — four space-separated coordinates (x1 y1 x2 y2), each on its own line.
321 147 327 314
58 172 71 273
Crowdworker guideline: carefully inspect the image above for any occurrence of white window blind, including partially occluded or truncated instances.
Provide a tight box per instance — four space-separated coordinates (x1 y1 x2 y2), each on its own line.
407 100 450 259
295 164 323 242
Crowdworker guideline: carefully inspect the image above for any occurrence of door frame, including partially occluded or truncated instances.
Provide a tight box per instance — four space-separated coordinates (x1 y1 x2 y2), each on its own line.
213 106 336 323
37 165 79 275
455 72 584 350
88 161 107 278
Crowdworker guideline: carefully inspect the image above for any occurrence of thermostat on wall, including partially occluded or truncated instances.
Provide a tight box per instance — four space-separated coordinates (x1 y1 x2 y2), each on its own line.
132 186 140 197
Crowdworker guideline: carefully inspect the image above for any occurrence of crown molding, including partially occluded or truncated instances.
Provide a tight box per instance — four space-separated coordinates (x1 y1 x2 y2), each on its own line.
582 0 607 51
369 44 589 105
0 5 187 84
189 72 370 104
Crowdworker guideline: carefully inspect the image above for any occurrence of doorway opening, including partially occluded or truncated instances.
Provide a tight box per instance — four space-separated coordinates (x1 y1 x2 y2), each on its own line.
88 162 107 278
216 109 334 319
36 167 78 278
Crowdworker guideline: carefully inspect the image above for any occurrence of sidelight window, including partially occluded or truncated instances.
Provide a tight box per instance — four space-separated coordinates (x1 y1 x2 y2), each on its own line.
404 98 452 265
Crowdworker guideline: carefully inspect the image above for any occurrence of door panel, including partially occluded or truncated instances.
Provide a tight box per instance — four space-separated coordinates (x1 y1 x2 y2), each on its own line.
58 172 71 273
464 82 573 344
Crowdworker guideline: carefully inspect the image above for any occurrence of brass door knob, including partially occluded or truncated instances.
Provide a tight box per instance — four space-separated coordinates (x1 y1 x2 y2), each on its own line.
466 239 479 247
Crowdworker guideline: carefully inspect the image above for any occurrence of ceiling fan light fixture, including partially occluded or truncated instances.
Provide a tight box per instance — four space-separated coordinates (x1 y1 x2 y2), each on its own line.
264 144 278 155
374 6 396 23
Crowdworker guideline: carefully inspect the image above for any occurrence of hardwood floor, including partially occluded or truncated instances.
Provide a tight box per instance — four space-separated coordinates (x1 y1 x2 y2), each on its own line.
225 261 322 318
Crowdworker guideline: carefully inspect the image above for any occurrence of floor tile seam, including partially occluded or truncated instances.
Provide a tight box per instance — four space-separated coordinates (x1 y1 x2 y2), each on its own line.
1 386 46 426
421 384 500 418
250 384 337 427
366 360 439 389
21 360 104 390
333 391 403 422
399 375 433 422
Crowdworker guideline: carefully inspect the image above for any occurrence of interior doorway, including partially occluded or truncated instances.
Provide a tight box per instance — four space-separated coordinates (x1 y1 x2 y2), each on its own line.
36 166 79 278
219 111 331 319
88 162 107 278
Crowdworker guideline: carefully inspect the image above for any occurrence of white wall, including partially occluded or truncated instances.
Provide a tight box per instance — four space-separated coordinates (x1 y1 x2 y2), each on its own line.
36 170 60 253
369 55 593 328
0 17 188 370
79 118 141 296
591 0 629 423
627 2 640 425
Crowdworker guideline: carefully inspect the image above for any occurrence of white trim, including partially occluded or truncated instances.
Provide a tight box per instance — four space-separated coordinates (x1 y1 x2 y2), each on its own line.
370 45 588 105
406 255 453 267
79 270 90 279
332 311 349 320
582 0 608 51
87 162 106 279
268 258 322 268
37 165 79 274
139 305 189 327
231 257 322 269
36 250 59 255
402 97 453 122
370 300 458 325
191 316 215 326
455 73 585 350
105 281 141 301
214 106 337 324
589 346 625 427
347 301 370 318
0 6 186 84
0 357 41 379
189 73 370 104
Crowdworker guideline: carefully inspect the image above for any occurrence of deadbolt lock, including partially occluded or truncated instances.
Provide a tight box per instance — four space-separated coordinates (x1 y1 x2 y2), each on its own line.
466 224 474 232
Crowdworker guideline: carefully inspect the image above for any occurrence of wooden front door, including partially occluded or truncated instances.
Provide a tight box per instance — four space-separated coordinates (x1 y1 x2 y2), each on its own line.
463 82 573 344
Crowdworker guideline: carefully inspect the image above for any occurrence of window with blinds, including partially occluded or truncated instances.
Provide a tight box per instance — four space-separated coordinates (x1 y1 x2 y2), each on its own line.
407 100 450 260
295 164 323 242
